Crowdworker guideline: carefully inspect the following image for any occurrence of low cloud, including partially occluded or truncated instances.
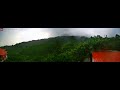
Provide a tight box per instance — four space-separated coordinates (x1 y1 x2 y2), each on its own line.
0 28 120 46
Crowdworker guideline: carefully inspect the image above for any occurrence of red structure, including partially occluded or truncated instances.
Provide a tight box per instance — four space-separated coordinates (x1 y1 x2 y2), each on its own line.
0 48 7 62
92 50 120 62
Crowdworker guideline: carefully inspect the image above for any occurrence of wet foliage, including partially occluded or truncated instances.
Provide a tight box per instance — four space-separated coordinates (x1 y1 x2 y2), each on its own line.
1 35 120 62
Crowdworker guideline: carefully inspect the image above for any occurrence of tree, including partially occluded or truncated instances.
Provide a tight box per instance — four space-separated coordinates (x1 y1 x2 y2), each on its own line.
115 34 120 38
97 35 102 38
105 35 108 38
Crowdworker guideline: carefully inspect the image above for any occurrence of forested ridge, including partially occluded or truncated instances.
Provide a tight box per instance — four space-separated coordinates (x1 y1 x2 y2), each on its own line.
1 35 120 62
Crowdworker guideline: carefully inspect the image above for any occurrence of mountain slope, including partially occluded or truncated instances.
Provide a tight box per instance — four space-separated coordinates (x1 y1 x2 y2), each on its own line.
1 36 120 62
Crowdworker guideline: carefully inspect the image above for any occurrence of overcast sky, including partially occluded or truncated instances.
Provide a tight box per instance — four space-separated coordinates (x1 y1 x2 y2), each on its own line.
0 28 120 47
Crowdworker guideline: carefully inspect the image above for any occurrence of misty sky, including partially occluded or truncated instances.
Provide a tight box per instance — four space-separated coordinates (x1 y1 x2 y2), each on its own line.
0 28 120 47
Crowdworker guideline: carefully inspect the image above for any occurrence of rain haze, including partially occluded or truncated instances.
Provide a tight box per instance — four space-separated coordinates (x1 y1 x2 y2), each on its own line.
0 28 120 47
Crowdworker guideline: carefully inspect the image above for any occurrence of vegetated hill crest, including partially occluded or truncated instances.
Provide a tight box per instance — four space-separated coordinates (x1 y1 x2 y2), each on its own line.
1 36 89 48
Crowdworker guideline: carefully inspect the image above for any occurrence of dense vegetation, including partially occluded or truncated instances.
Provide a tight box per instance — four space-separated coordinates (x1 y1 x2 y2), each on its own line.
1 34 120 62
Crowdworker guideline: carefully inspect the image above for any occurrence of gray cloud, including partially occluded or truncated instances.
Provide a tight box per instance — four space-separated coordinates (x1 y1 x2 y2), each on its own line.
47 28 120 37
108 28 120 36
48 28 71 36
0 28 120 46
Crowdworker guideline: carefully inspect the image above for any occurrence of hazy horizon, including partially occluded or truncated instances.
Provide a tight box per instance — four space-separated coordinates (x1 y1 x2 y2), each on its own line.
0 28 120 47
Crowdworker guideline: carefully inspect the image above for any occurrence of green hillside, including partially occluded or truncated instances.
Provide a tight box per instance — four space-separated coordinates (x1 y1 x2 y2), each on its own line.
1 35 120 62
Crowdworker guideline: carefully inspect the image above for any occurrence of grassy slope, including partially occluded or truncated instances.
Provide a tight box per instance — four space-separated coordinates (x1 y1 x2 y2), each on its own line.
1 36 120 62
